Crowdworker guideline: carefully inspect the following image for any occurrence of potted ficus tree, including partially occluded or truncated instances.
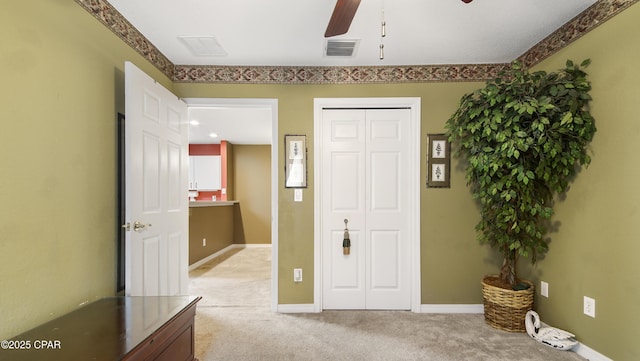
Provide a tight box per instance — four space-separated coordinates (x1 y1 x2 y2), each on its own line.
445 59 596 332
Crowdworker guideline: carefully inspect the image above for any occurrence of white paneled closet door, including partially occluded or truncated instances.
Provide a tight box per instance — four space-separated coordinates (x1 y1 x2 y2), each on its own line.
321 108 411 310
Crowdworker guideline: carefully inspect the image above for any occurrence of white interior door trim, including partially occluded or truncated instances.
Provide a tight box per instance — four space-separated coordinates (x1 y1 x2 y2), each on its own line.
183 98 279 312
313 97 421 312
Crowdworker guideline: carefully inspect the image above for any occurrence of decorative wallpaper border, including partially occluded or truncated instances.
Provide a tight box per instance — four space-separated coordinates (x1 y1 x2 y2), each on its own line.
75 0 638 84
75 0 174 76
519 0 638 67
173 64 510 84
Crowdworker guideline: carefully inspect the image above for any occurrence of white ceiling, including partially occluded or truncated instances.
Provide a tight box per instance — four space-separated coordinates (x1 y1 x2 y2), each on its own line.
108 0 597 144
107 0 596 66
185 99 274 145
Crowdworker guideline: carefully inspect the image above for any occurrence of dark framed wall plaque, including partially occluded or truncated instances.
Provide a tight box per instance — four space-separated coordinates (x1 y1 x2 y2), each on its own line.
427 133 450 188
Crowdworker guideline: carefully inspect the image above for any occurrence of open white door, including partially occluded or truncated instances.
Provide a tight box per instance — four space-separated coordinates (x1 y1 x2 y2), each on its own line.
124 62 189 296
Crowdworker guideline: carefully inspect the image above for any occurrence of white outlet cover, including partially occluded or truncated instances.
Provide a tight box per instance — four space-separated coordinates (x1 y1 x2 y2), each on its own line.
541 281 549 297
584 296 596 318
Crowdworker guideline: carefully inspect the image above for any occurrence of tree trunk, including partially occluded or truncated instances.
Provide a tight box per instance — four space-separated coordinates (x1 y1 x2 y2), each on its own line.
499 254 517 286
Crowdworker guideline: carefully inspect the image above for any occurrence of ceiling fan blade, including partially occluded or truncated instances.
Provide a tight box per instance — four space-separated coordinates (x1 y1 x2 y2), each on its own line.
324 0 362 38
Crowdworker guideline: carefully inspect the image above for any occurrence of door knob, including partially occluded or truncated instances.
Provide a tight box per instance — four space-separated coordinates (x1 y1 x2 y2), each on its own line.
133 221 152 232
121 222 152 232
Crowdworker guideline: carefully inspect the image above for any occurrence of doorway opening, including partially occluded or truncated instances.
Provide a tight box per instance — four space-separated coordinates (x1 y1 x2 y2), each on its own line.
183 98 279 312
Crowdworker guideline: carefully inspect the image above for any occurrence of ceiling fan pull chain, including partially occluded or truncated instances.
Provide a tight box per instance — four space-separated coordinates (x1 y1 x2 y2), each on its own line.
379 2 386 60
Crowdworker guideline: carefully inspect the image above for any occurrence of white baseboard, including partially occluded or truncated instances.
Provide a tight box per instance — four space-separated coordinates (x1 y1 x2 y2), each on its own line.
189 244 236 271
573 343 613 361
419 304 484 314
536 321 612 361
189 243 272 271
241 243 272 248
277 304 316 313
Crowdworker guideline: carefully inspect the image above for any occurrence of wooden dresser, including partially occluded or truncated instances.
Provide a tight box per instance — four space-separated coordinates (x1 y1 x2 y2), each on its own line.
1 296 201 361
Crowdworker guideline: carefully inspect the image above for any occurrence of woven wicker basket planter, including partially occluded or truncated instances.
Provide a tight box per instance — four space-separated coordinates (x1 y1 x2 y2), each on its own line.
481 276 534 333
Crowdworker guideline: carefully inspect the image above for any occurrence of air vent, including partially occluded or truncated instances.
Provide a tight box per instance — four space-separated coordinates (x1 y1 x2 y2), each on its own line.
325 39 359 57
178 36 227 57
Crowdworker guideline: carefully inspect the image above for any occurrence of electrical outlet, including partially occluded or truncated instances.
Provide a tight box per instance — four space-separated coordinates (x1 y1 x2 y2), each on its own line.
294 189 303 202
202 238 207 247
584 296 596 318
540 281 549 298
293 268 303 283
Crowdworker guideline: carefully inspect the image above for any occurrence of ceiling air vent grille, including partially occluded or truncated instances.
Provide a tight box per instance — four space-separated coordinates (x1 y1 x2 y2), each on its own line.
325 39 359 57
178 36 227 57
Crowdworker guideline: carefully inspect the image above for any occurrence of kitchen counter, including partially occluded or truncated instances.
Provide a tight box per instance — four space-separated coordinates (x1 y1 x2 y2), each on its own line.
189 200 238 207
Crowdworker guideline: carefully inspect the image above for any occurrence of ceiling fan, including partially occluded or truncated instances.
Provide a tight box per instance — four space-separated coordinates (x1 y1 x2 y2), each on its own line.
324 0 362 37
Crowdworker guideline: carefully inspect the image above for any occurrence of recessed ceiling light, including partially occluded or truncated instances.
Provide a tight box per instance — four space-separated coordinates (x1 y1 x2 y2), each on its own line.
209 133 218 138
190 120 200 126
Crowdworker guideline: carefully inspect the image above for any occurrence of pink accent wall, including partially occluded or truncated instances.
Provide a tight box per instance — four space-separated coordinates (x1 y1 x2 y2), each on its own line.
220 141 229 201
189 144 220 156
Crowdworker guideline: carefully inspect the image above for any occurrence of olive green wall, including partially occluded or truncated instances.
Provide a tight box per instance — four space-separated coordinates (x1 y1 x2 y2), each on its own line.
233 145 272 244
519 3 640 360
3 0 637 359
0 1 173 339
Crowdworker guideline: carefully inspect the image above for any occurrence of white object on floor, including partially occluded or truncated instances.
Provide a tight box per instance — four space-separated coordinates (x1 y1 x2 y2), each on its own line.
525 310 578 351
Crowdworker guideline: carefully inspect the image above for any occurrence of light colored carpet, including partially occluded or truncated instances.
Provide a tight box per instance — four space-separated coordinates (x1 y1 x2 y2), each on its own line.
189 247 585 361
